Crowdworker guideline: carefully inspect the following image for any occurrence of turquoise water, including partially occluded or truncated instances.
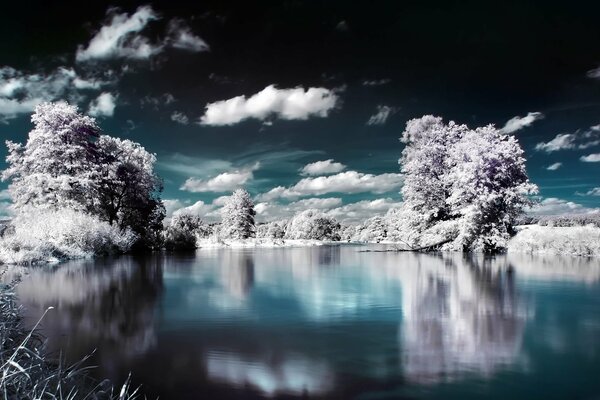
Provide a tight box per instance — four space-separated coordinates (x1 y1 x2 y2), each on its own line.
9 245 600 399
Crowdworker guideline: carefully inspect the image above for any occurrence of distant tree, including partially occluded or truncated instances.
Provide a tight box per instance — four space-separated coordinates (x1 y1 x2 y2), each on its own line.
392 115 537 252
164 213 202 250
353 216 387 243
220 189 256 239
256 221 286 239
285 209 341 240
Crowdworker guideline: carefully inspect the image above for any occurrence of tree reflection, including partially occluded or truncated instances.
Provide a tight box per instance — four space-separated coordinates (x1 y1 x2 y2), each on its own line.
15 256 163 365
399 254 526 383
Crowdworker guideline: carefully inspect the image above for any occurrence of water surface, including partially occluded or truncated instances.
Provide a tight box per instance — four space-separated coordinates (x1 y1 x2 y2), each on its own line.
8 245 600 399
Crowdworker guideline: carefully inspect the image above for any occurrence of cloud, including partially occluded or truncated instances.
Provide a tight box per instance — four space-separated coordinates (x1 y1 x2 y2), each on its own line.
577 187 600 196
181 163 260 192
167 19 209 52
255 197 401 223
362 78 391 86
158 153 232 177
300 159 346 176
199 85 339 126
172 200 216 218
335 20 349 32
76 6 161 61
546 162 562 171
258 170 404 200
88 92 116 117
527 197 600 215
0 66 109 121
580 153 600 162
501 111 544 133
587 66 600 79
325 198 402 222
171 111 189 125
535 126 600 152
366 105 397 126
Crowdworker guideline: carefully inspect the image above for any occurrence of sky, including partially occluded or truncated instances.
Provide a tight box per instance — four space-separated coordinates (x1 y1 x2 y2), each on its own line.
0 0 599 222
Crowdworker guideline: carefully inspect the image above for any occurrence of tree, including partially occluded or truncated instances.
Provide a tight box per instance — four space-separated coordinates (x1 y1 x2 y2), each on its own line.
220 189 256 239
164 213 202 250
393 115 537 252
93 135 165 248
2 102 165 249
284 209 341 240
256 221 286 239
2 102 101 211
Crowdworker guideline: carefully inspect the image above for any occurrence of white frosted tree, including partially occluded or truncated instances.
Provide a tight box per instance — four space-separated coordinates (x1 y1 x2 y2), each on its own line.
393 115 537 252
2 101 165 248
2 102 101 211
220 189 256 239
284 209 341 240
164 213 202 250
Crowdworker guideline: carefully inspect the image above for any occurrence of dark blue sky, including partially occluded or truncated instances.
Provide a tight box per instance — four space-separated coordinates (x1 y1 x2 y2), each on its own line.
0 0 599 220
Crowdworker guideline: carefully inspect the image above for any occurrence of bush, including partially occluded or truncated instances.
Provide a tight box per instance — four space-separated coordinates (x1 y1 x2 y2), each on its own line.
508 225 600 256
0 209 136 264
163 213 202 250
537 214 600 228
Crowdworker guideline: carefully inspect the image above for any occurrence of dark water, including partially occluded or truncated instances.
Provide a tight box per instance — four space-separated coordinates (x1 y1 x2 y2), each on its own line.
6 245 600 399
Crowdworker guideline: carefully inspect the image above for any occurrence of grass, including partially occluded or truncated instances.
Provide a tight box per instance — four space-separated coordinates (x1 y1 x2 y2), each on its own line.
0 277 143 400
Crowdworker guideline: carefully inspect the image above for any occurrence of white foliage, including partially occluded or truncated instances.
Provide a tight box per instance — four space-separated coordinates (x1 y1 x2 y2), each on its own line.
284 209 340 240
393 115 537 252
220 189 256 239
508 225 600 256
0 208 136 264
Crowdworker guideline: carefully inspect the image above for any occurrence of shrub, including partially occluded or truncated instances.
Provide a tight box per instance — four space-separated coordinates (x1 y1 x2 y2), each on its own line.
508 225 600 256
164 213 202 250
0 208 136 264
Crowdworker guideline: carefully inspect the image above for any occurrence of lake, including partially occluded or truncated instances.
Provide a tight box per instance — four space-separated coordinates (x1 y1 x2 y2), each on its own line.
7 245 600 399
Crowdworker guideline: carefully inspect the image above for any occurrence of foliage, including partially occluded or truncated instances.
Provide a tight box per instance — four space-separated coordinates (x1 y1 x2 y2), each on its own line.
284 209 341 240
0 209 136 264
536 214 600 228
2 102 164 250
220 189 256 240
394 115 537 252
256 221 286 239
164 213 203 250
508 225 600 256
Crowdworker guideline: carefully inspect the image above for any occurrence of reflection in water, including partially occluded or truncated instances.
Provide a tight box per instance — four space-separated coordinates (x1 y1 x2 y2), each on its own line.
7 247 600 399
14 256 163 367
399 255 526 383
206 351 334 396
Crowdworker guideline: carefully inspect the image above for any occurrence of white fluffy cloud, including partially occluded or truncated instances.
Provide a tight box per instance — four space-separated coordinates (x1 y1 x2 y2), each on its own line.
579 187 600 196
76 6 161 61
325 198 402 222
501 111 544 133
167 19 209 52
535 126 600 152
255 197 401 223
0 66 109 120
181 163 260 192
366 105 396 126
88 92 116 117
535 133 575 152
587 66 600 79
199 85 339 126
171 111 189 125
528 197 599 215
580 153 600 162
258 170 403 200
546 162 562 171
76 6 209 62
300 159 346 176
